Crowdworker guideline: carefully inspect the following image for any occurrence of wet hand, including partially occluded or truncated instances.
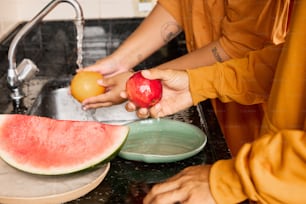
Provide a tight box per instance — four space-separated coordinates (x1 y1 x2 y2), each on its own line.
77 55 127 77
82 72 133 109
122 69 193 118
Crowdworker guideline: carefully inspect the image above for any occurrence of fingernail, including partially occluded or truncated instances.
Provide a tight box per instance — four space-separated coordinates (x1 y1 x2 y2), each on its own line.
141 70 150 77
97 79 104 85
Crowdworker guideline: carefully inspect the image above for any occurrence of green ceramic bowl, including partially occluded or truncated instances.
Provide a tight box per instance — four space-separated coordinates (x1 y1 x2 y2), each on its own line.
118 118 207 163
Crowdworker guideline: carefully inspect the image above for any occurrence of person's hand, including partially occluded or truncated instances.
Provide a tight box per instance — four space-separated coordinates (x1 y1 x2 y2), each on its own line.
79 55 128 77
121 69 193 118
143 165 216 204
82 71 133 109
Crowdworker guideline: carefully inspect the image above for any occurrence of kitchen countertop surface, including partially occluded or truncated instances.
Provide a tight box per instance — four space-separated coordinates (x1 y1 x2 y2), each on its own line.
66 100 231 204
0 18 234 203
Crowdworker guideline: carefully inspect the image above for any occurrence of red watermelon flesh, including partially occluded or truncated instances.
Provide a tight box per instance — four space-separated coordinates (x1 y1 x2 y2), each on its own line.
0 114 129 175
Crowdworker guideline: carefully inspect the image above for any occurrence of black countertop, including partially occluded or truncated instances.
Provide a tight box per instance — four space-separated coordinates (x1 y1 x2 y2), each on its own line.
67 101 231 204
0 18 231 203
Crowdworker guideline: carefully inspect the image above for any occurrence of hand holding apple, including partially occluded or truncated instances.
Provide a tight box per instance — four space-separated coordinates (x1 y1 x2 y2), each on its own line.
123 69 193 118
126 71 162 108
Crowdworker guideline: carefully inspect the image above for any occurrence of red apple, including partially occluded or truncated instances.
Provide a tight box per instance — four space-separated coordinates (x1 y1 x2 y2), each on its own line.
126 71 162 108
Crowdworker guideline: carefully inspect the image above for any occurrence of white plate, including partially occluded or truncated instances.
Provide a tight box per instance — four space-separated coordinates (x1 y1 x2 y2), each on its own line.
0 159 110 204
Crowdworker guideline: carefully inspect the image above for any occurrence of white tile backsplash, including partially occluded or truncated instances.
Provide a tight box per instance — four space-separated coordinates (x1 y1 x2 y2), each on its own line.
0 0 156 41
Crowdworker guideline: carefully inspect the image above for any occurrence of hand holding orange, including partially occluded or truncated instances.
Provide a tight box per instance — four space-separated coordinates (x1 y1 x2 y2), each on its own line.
70 71 105 102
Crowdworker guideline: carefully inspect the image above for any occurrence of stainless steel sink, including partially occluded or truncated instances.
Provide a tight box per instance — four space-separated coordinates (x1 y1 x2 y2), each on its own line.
28 78 139 125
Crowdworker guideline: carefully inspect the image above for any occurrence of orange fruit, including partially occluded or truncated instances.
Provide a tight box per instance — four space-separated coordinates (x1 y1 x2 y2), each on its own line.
70 71 105 102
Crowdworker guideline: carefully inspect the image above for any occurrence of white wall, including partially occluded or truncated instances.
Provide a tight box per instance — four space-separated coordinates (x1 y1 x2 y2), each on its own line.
0 0 156 41
0 0 18 41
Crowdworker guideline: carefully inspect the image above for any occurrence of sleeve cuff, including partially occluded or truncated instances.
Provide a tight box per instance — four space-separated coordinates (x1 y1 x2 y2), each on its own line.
187 65 219 105
209 159 248 203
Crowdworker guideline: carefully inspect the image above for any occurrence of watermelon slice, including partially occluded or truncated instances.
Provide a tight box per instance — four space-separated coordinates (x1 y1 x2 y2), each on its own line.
0 114 129 175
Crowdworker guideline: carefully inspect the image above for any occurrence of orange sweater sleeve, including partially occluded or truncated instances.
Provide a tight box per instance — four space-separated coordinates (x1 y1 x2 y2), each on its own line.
218 0 290 58
209 127 306 203
157 0 182 26
158 0 289 57
187 44 282 105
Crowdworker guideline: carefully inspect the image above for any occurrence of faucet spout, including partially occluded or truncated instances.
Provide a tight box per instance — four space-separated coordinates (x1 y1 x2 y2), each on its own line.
7 0 84 112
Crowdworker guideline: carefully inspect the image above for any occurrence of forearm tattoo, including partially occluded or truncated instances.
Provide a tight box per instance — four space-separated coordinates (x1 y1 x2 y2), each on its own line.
211 47 223 62
161 22 182 43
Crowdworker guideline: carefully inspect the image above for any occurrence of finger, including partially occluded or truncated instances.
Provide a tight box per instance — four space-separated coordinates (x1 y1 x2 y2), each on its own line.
149 103 162 118
97 79 106 87
141 69 161 80
126 102 151 118
141 68 172 81
148 190 190 204
144 181 188 204
125 101 137 112
147 178 182 197
77 64 100 72
83 102 113 110
120 91 128 99
81 92 113 107
100 75 120 86
97 78 112 87
76 68 93 73
144 191 185 204
136 108 150 118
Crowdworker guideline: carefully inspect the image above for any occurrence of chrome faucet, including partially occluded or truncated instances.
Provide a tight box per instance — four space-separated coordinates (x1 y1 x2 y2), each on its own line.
7 0 84 113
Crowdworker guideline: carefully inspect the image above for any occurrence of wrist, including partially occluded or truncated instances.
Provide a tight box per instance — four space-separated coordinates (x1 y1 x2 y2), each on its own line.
111 49 138 73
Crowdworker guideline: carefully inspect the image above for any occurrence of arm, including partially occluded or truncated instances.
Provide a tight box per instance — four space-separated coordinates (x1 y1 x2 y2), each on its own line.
155 0 289 71
80 3 182 109
210 127 306 203
155 40 230 71
83 3 182 77
82 0 288 109
143 127 306 204
109 3 182 72
188 44 283 105
125 44 282 118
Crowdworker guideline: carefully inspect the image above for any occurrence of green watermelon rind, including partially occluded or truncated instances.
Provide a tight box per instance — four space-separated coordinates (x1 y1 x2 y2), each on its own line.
0 127 129 175
1 134 129 176
72 135 129 175
0 114 129 175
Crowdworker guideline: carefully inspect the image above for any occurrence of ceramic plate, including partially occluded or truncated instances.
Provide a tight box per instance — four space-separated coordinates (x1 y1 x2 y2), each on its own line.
0 159 110 204
119 118 207 163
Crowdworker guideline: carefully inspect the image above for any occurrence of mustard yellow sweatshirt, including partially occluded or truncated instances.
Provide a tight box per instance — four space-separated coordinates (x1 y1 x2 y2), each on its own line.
188 37 306 203
158 0 305 203
158 0 291 154
186 1 306 203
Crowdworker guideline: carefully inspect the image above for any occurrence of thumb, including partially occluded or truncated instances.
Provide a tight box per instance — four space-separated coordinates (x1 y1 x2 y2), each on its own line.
97 78 111 87
141 69 165 81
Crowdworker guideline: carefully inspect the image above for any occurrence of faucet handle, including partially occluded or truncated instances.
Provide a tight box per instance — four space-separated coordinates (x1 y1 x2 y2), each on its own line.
17 59 39 82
